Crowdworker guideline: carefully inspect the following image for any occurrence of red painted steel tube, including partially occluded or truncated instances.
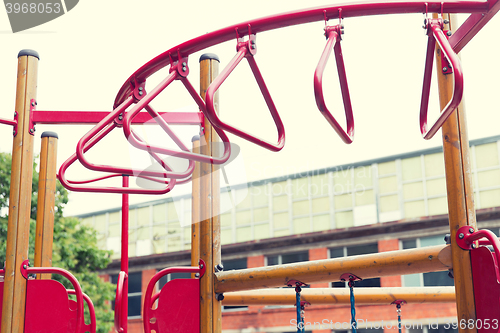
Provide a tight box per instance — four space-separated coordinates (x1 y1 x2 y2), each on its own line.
122 71 232 165
68 290 97 333
420 19 464 139
0 117 16 127
74 96 194 180
114 271 127 333
143 263 204 333
113 0 490 108
204 37 285 151
314 25 354 144
58 119 178 194
31 111 203 125
27 267 84 333
459 228 500 268
120 176 129 333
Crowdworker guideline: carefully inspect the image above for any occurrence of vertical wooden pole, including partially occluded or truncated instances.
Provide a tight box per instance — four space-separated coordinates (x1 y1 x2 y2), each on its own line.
437 14 477 332
191 135 201 278
1 49 39 333
199 53 221 333
121 175 129 333
34 131 58 280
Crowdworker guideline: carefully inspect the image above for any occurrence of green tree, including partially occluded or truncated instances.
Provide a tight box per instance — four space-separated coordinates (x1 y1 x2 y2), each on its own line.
0 152 115 333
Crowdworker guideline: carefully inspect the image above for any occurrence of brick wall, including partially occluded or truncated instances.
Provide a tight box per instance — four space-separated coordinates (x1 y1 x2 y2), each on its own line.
378 239 402 288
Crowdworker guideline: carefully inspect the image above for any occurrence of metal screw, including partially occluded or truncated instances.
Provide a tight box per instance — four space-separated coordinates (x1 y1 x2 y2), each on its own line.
138 91 143 96
458 233 464 239
182 62 187 67
31 102 35 107
138 87 143 91
29 128 34 134
251 45 256 49
469 228 474 233
447 31 452 36
442 67 448 72
200 263 204 269
23 264 27 269
195 273 200 278
182 66 187 72
215 263 224 272
14 112 17 117
216 293 224 301
444 19 449 24
13 130 16 135
118 113 123 120
471 243 476 249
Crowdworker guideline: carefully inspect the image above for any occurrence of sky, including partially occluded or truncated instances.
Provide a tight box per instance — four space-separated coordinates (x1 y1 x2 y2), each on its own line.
0 0 499 217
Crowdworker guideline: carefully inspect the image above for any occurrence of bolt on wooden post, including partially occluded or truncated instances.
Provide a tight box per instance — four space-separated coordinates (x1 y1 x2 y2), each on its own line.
1 49 39 333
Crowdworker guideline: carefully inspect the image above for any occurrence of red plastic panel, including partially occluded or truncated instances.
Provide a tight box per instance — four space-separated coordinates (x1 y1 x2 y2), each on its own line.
470 246 500 332
0 281 3 321
150 279 200 333
25 279 77 333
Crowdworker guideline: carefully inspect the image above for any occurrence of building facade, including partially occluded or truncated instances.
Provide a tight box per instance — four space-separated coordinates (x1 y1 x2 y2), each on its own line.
79 135 500 333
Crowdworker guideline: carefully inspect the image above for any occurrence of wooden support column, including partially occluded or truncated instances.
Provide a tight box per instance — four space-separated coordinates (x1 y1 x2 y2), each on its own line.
1 49 39 333
34 131 58 280
191 135 201 278
437 13 477 332
199 53 221 333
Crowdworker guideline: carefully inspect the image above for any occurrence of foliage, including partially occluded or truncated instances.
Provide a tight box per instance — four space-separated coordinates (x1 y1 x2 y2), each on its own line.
0 152 115 333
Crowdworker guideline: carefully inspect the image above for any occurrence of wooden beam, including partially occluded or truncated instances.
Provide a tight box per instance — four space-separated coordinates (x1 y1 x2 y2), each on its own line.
1 50 39 333
437 13 477 333
34 132 58 280
215 245 452 293
222 287 456 305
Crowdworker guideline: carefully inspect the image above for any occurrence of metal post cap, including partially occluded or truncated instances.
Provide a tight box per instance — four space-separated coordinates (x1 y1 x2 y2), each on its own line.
199 53 220 63
18 49 40 60
41 131 58 139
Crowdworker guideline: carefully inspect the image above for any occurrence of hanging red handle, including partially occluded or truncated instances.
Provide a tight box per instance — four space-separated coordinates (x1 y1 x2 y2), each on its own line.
205 35 285 152
122 59 231 165
114 271 127 333
420 18 464 139
314 25 354 144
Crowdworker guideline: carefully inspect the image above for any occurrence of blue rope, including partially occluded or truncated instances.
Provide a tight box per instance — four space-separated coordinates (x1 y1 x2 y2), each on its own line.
349 281 357 333
397 304 402 333
295 286 303 332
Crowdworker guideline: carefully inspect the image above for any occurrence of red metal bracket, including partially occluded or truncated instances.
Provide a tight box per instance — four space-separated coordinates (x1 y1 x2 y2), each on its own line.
391 299 407 307
20 259 29 279
314 24 354 144
29 99 36 136
204 34 285 152
340 272 362 287
286 279 308 288
441 31 454 75
420 18 464 140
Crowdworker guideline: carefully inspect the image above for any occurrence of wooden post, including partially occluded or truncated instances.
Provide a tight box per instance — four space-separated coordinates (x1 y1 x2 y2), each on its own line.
199 53 221 333
1 49 39 333
437 14 477 332
191 135 201 278
34 131 58 280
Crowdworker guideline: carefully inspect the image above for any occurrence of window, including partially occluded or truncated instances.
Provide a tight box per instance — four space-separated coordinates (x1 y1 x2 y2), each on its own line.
158 271 192 290
267 251 309 266
111 271 142 318
401 235 453 287
329 244 381 288
222 258 248 311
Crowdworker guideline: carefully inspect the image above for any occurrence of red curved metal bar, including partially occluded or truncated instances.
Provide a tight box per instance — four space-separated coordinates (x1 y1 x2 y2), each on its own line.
27 267 84 333
114 271 127 333
74 96 195 180
68 290 97 333
419 18 464 139
113 0 489 108
143 260 205 333
122 60 232 164
457 227 500 268
205 35 285 152
314 25 354 144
